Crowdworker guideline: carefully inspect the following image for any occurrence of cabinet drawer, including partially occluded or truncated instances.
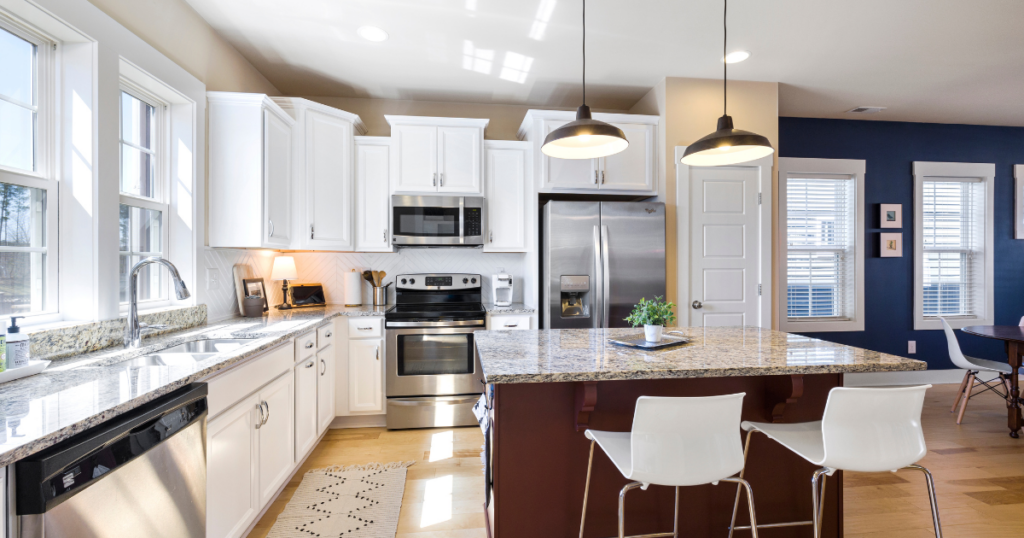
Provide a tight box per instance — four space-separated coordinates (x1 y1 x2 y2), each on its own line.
295 331 317 359
348 317 382 338
207 342 294 418
317 323 336 349
490 315 531 330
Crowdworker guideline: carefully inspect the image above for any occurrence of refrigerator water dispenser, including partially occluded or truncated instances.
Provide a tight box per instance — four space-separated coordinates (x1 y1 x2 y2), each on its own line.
559 276 591 318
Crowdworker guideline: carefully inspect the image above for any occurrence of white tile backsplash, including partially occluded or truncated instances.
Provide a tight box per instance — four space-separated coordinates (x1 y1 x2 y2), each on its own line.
204 247 527 321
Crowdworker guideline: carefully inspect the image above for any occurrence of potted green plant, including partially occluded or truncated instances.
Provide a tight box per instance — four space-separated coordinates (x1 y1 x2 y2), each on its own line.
625 296 677 342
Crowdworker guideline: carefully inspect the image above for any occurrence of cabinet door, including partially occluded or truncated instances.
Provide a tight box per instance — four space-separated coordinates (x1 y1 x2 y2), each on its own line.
305 110 354 250
317 346 335 434
484 148 526 252
540 119 599 191
207 394 259 538
348 338 383 413
599 123 655 192
264 109 292 247
294 357 318 460
355 141 393 251
258 372 294 507
392 125 437 193
437 127 482 193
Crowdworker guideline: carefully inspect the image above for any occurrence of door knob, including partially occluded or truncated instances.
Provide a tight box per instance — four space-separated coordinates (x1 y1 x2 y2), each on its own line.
692 300 703 310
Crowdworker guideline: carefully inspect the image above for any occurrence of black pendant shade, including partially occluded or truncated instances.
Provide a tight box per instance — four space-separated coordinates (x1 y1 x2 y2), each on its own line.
680 115 774 167
541 105 628 160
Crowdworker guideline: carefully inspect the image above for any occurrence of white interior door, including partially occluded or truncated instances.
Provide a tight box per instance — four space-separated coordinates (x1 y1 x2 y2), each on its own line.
677 148 772 328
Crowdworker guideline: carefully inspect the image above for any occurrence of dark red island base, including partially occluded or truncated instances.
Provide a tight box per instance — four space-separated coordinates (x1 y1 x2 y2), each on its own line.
489 374 843 538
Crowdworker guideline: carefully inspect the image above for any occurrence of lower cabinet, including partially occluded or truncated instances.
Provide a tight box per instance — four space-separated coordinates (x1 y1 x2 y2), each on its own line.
257 373 295 507
317 345 335 434
294 355 319 460
348 338 383 413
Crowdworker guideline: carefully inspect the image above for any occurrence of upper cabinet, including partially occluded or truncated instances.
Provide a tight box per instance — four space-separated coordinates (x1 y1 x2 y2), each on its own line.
273 98 366 251
386 116 488 195
355 137 393 252
208 92 296 248
484 141 529 252
518 110 659 196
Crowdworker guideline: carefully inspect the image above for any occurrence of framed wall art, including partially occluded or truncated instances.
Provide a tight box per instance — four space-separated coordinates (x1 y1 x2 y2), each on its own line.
880 233 902 257
880 204 902 228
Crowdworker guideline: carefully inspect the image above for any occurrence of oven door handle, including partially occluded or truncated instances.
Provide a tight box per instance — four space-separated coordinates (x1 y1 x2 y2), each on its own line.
388 396 482 406
386 320 486 328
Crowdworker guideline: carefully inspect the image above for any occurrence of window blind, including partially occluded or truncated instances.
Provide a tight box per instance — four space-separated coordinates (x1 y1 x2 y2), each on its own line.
921 180 984 317
786 177 855 319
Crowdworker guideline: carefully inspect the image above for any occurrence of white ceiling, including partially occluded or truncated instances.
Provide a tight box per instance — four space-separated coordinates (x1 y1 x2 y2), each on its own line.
185 0 1024 125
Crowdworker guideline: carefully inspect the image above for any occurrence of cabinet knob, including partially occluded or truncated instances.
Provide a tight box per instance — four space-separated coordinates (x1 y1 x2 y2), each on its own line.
305 342 314 349
305 360 315 368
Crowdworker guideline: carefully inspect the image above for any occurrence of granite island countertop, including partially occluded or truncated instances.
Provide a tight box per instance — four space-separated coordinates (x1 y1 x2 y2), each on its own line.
0 305 387 467
475 326 926 384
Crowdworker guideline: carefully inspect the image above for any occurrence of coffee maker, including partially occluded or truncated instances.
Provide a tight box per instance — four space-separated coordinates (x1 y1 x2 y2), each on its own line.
491 274 513 307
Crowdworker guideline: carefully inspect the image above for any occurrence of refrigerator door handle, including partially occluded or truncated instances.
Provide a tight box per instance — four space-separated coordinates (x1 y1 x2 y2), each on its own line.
601 225 611 328
593 225 603 328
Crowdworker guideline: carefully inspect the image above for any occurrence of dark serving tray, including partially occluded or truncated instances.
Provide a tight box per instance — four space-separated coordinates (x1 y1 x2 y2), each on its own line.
608 333 691 350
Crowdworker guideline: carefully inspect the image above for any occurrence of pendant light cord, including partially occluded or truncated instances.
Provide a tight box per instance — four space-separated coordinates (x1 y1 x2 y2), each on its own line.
723 0 727 116
582 0 586 106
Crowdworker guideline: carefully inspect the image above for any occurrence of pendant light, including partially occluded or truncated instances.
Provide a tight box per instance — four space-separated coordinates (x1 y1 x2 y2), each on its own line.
541 0 628 160
680 0 774 167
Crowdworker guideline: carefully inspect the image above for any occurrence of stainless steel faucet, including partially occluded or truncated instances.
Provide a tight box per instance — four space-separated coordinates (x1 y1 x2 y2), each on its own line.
125 257 191 348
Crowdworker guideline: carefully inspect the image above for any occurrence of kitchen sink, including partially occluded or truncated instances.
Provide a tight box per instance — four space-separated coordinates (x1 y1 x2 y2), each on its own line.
118 354 216 369
158 339 253 354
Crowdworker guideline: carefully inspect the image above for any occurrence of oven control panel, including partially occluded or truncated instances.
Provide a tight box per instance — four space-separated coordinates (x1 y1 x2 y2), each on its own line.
397 273 480 291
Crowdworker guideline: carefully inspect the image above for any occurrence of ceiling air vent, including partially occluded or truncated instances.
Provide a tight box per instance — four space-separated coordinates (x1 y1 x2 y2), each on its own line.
846 106 887 114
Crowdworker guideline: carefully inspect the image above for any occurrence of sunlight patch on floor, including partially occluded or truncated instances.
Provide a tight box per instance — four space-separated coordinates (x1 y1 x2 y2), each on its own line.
419 474 454 528
428 430 454 462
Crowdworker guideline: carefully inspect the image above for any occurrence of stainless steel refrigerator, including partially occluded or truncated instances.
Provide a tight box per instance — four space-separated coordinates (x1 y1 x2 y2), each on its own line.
542 201 666 329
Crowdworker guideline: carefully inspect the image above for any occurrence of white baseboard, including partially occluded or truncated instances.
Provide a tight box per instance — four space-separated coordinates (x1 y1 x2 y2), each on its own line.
844 369 966 387
331 414 386 429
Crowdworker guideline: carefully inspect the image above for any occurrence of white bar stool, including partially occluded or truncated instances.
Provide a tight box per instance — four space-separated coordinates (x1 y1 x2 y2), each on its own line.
941 317 1014 424
579 393 759 538
729 385 941 538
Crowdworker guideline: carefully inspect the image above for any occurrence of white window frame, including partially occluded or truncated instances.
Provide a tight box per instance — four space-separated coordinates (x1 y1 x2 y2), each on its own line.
0 14 58 320
778 158 865 333
913 161 994 330
118 77 170 310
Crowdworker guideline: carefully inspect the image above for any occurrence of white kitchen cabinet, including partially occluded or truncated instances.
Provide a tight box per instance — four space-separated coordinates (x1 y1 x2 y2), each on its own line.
273 98 366 251
386 116 488 195
518 110 659 195
484 141 529 252
207 393 259 538
258 372 295 507
208 92 295 248
487 314 533 330
317 345 335 434
294 355 318 460
348 338 384 414
355 137 393 251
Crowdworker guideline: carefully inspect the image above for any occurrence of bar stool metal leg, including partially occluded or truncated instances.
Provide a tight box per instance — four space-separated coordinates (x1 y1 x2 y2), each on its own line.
580 439 596 538
727 430 754 538
810 467 829 538
905 464 943 538
673 486 679 538
618 481 644 538
720 478 759 538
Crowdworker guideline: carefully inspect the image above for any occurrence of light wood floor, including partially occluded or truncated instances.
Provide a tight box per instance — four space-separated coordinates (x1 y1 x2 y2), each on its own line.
247 383 1023 538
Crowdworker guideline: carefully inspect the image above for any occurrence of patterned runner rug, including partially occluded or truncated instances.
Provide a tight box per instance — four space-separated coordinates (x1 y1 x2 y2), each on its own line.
267 461 415 537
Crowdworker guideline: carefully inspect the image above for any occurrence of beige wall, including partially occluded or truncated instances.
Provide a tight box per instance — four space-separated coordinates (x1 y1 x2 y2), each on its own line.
631 77 779 327
87 0 278 94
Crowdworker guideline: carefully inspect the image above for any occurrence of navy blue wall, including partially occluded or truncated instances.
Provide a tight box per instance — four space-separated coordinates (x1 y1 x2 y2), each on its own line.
779 117 1024 369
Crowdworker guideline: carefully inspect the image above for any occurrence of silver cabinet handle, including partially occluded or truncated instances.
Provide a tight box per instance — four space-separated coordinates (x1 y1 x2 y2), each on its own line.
489 230 493 243
692 300 703 310
433 173 437 186
375 346 380 361
263 401 270 426
601 170 605 184
593 170 598 184
357 326 372 331
504 323 518 328
305 341 314 349
305 360 315 368
383 229 387 243
440 173 444 186
255 402 265 429
310 225 314 239
325 332 333 338
320 358 326 375
269 219 275 238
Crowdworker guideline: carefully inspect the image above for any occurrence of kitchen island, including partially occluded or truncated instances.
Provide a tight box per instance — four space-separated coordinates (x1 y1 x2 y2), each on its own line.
475 326 927 538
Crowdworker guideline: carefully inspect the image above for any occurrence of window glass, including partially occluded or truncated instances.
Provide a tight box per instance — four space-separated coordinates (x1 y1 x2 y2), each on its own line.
921 180 983 317
0 27 36 171
119 91 157 197
0 182 47 315
119 204 163 303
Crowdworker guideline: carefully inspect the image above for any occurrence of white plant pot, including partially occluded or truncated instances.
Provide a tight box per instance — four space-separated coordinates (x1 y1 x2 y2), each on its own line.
644 324 664 343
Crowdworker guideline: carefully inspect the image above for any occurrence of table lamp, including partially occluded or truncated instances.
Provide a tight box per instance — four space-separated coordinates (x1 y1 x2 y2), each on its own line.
271 256 298 310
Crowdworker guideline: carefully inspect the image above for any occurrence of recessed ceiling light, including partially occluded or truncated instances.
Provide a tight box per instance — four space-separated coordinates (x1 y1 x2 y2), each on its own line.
357 26 389 42
722 50 750 64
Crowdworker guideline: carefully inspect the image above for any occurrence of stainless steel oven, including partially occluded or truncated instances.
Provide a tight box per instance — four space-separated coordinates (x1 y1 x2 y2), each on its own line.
391 195 484 247
384 273 486 429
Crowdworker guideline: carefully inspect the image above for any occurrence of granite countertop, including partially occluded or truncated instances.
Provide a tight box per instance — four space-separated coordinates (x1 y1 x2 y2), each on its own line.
484 303 536 314
0 305 387 467
475 326 927 384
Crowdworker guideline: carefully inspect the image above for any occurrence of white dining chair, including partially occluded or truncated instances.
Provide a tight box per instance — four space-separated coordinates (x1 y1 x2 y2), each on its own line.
941 317 1013 424
580 393 759 538
731 385 941 538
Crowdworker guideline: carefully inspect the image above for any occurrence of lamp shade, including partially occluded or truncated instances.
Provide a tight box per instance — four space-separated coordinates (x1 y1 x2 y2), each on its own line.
271 256 297 281
541 105 629 160
679 117 775 167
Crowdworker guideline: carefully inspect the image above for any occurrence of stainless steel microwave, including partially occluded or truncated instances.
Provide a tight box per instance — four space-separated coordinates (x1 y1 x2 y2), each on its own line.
391 195 484 247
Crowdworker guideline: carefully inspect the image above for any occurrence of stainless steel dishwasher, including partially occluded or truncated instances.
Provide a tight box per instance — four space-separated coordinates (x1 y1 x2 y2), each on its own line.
15 383 208 538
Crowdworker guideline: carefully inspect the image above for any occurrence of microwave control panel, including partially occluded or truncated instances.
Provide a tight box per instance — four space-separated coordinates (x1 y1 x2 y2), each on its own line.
464 208 482 237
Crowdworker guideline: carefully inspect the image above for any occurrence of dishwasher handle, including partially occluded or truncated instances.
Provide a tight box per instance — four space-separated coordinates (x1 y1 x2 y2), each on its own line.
15 383 209 515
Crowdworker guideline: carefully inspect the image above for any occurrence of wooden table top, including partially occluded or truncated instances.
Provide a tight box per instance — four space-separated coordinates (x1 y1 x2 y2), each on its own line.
961 325 1024 344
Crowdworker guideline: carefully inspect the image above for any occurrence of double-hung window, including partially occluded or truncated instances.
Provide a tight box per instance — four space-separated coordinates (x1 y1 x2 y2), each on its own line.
119 84 169 306
913 162 994 330
0 19 57 318
779 158 865 332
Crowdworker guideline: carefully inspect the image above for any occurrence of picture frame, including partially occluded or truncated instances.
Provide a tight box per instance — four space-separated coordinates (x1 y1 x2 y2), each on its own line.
880 203 902 229
242 277 270 312
880 233 902 257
